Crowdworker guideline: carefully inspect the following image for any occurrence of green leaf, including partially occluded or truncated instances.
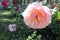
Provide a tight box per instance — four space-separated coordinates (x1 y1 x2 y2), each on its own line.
57 12 60 19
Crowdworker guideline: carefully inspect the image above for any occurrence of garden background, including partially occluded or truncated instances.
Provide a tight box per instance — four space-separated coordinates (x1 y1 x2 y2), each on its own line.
0 0 60 40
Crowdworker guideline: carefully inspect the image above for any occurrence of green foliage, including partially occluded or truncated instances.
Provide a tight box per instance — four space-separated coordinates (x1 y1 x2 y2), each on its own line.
57 12 60 19
0 0 60 40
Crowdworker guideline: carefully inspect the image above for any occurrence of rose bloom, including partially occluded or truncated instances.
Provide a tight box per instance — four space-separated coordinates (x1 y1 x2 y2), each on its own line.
22 2 51 29
8 24 16 32
2 1 8 7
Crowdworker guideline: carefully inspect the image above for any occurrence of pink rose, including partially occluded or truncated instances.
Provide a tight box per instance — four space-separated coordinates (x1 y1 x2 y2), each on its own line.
22 2 51 29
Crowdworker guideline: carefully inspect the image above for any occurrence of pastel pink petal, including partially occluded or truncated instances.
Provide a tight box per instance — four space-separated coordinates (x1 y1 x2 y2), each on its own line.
22 2 51 29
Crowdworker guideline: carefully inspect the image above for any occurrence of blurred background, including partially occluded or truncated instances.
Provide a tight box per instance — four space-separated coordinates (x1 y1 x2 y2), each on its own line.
0 0 60 40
